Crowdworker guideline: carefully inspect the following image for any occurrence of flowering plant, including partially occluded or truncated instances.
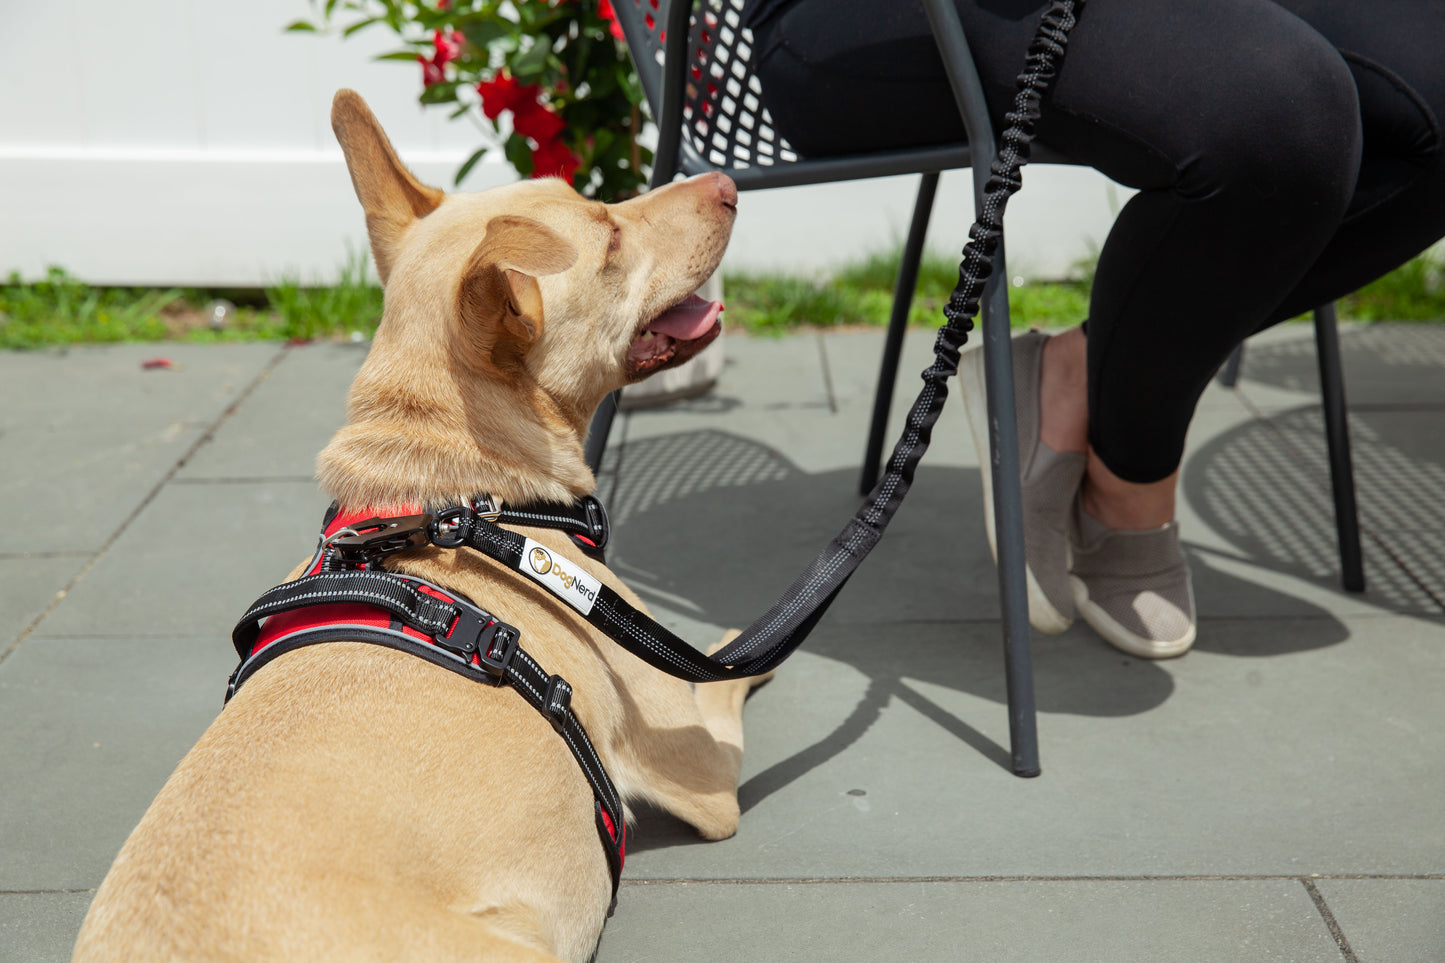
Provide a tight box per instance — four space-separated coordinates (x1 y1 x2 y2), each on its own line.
291 0 650 200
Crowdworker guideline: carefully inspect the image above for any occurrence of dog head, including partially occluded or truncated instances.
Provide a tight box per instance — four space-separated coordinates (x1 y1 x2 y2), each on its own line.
317 90 736 509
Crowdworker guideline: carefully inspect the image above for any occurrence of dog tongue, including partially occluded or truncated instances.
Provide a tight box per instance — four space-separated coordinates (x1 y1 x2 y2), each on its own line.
647 294 723 341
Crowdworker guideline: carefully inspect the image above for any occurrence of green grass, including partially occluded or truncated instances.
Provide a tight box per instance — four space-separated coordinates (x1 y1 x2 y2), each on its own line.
3 246 1442 348
724 247 1093 333
1336 254 1445 321
0 251 384 350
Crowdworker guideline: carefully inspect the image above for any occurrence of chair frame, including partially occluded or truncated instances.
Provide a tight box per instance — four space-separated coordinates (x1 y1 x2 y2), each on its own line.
1216 306 1365 592
594 0 1045 776
590 0 1367 777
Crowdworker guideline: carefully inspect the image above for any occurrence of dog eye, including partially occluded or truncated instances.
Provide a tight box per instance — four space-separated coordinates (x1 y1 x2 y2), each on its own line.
608 226 621 255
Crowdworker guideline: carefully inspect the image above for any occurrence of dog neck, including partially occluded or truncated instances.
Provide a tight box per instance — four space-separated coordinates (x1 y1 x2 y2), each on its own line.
315 336 596 512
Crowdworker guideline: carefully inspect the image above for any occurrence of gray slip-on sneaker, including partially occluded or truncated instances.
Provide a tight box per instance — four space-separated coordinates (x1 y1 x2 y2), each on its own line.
1069 498 1197 658
961 330 1085 634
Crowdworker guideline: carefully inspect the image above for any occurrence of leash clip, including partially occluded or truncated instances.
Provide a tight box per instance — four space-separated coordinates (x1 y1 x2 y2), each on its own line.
328 514 434 563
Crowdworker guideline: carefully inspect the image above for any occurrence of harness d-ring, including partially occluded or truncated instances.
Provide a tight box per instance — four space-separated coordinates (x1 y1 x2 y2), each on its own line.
430 506 473 548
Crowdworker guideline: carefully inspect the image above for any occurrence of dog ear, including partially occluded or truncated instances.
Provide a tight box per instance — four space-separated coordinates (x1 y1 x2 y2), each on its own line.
455 215 579 372
331 89 444 285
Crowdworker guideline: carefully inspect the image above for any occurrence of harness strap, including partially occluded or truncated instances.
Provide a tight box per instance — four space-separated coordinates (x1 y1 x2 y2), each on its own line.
227 569 626 904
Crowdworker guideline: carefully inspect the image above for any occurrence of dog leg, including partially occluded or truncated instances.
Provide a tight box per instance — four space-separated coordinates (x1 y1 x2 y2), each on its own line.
608 630 772 841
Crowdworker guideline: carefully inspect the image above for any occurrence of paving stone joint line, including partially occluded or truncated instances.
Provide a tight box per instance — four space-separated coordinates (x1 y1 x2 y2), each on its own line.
0 346 292 668
1302 877 1360 963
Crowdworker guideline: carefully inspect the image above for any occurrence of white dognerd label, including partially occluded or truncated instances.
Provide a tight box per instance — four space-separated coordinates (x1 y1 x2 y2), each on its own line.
521 538 601 615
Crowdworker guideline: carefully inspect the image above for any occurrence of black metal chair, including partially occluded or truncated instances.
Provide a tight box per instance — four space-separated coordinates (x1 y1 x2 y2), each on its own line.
1216 305 1365 592
595 0 1059 776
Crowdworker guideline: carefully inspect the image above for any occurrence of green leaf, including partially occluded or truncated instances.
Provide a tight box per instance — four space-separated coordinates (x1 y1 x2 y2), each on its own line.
284 20 319 31
374 50 424 62
455 146 489 186
460 19 510 49
419 82 461 105
510 39 551 79
504 133 534 177
342 16 383 38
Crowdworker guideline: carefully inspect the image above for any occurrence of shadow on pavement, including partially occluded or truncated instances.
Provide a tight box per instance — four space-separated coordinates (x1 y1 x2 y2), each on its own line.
606 428 1353 803
1186 404 1445 617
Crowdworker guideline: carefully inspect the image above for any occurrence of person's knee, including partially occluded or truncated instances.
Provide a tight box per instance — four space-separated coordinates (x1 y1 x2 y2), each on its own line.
1185 35 1361 223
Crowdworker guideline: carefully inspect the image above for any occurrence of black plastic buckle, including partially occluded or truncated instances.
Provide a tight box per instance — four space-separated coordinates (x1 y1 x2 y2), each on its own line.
330 514 434 563
543 675 573 731
580 495 610 551
436 605 519 683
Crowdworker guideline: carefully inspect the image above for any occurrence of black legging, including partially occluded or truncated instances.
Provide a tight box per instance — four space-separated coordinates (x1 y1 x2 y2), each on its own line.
745 0 1445 482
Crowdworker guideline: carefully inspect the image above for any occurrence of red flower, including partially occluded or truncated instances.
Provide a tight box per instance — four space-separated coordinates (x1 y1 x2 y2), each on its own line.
530 138 582 182
432 29 463 67
418 29 463 87
477 72 541 121
419 55 445 87
598 0 625 41
512 100 566 144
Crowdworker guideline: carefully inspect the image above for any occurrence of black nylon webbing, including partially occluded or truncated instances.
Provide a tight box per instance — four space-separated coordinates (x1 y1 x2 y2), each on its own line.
228 570 626 901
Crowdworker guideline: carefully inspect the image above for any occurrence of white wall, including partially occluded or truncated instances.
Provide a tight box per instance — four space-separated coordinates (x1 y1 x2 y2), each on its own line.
0 0 1127 287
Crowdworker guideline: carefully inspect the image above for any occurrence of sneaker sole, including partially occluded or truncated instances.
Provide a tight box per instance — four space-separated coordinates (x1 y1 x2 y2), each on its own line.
1070 574 1196 659
960 343 1073 636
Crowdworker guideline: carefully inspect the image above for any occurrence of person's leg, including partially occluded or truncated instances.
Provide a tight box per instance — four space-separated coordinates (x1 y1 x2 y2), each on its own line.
1261 0 1445 323
754 0 1361 481
748 0 1364 650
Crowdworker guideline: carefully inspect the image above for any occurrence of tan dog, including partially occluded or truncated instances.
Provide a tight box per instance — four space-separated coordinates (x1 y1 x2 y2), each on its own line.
73 90 765 963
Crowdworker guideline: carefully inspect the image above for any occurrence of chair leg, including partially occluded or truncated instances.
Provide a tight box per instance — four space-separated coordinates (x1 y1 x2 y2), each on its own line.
1313 303 1366 592
584 390 622 474
1218 343 1245 387
860 172 940 494
979 242 1041 777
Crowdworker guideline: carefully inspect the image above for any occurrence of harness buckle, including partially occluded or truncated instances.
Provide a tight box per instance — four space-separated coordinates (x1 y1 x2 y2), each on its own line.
543 675 573 731
437 604 519 683
580 495 610 551
329 514 434 563
471 494 504 522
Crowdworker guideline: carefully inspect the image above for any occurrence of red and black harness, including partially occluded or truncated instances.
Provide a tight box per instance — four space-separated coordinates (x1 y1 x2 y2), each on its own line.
227 496 625 901
224 0 1082 915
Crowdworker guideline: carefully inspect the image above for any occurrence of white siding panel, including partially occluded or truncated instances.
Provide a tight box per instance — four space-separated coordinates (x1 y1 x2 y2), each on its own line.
0 1 1123 286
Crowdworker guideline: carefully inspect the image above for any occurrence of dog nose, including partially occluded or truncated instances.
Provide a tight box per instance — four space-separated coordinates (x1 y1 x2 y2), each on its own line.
710 172 738 209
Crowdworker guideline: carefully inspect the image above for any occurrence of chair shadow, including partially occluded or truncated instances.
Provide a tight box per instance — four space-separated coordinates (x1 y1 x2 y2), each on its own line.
604 426 1359 833
1188 353 1445 620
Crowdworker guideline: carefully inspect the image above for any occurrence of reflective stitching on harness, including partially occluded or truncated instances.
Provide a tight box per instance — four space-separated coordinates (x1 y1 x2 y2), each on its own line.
243 587 452 634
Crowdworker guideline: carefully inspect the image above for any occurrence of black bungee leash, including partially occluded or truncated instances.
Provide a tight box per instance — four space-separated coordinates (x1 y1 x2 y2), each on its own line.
234 0 1084 688
226 0 1082 907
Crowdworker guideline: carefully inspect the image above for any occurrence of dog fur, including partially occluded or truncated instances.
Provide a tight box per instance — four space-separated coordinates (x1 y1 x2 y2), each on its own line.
72 90 763 963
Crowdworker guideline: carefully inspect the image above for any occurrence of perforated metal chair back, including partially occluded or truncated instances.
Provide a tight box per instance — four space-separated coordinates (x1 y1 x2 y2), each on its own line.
610 0 1001 189
616 0 801 171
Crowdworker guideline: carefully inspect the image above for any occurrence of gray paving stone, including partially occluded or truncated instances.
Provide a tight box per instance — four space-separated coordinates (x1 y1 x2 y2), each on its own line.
1236 322 1445 410
1182 400 1440 618
0 556 84 650
596 879 1340 963
35 480 331 639
0 893 93 963
606 456 1002 630
0 344 280 553
0 635 234 890
622 614 1445 881
1315 878 1445 963
177 341 366 480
